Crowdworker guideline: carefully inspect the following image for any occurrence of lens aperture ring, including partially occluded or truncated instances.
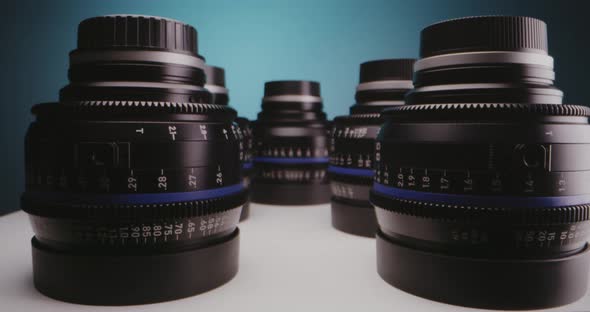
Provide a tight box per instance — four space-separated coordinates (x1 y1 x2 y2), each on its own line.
330 114 382 169
27 208 241 249
330 175 372 202
371 190 590 255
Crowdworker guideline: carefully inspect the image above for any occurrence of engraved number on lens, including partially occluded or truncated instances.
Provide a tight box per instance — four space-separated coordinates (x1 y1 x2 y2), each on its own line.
168 125 177 141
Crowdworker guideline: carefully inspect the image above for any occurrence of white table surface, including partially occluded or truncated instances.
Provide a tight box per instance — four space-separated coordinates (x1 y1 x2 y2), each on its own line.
1 203 589 312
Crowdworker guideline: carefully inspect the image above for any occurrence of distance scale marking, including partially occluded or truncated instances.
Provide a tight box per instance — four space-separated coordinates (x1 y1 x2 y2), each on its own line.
256 166 328 183
253 136 329 183
254 145 329 159
29 207 242 247
253 140 329 184
375 206 590 252
330 124 381 140
254 133 329 160
330 180 372 201
373 142 590 196
26 125 242 188
26 165 239 194
373 167 590 197
329 124 381 169
28 120 244 142
26 120 242 193
234 122 253 163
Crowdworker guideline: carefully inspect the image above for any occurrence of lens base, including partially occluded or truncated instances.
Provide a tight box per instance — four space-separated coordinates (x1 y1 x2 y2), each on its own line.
251 182 330 205
331 200 376 237
376 230 590 310
31 229 240 306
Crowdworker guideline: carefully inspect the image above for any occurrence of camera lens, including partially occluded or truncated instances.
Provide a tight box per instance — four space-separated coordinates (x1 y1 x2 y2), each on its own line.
22 15 247 305
205 65 252 221
329 59 414 237
371 16 590 309
251 80 330 205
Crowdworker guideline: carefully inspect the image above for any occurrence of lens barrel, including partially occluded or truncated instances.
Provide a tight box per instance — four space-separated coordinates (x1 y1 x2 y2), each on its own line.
235 116 253 218
330 59 414 237
205 65 229 106
205 65 251 220
251 81 330 205
22 15 246 305
371 16 590 309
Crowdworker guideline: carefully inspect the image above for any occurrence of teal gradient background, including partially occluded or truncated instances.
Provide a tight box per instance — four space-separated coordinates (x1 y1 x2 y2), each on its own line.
0 0 587 213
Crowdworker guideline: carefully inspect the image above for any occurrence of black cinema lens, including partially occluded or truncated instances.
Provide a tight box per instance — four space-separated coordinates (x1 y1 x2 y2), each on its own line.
205 65 252 220
370 16 590 309
251 81 330 205
330 59 414 237
22 15 246 305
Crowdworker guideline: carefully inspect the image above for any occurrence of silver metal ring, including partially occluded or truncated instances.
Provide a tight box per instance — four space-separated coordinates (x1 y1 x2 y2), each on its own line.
414 51 554 71
70 50 205 69
205 84 229 94
263 95 322 102
73 81 203 90
415 82 562 93
356 80 414 91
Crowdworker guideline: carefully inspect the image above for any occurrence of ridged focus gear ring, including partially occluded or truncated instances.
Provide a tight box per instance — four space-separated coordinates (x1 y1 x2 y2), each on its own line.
383 103 590 119
371 191 590 225
33 101 236 115
22 189 247 220
333 113 381 124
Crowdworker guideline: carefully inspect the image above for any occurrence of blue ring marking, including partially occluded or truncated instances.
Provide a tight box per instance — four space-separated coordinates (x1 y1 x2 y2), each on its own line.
328 165 374 178
252 157 329 164
373 183 590 208
24 184 244 205
242 162 253 170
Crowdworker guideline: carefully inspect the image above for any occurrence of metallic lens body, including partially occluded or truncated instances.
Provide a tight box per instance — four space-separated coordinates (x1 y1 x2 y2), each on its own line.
371 16 590 309
22 15 246 305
